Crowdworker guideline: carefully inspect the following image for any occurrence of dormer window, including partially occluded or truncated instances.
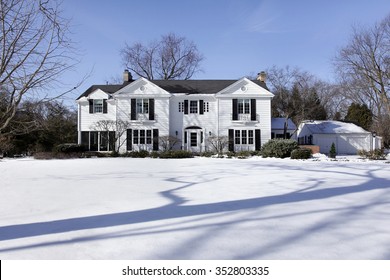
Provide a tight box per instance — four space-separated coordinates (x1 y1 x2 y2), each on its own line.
89 99 107 114
93 99 103 113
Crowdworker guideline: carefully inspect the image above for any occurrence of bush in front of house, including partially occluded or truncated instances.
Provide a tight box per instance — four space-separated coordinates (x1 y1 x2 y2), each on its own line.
358 149 387 160
260 139 299 158
159 150 194 159
124 150 150 158
236 150 252 159
290 148 312 160
53 143 86 153
200 151 216 157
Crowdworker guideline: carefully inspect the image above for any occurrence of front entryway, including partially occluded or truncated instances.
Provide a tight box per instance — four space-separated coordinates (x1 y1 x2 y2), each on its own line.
183 126 203 153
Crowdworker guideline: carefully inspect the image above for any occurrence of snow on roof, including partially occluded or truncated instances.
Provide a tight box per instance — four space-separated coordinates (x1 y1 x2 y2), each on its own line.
271 118 297 130
301 120 369 134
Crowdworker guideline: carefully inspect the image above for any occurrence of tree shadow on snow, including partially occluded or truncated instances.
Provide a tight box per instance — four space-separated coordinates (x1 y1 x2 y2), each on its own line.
0 163 390 256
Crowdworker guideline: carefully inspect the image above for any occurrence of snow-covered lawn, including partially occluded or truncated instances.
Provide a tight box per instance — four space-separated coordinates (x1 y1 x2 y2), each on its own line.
1 156 390 259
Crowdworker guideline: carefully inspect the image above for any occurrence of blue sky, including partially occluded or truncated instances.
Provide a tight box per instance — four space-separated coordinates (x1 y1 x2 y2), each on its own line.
61 0 390 101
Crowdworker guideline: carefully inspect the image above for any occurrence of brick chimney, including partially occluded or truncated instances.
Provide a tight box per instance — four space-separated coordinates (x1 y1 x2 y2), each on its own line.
123 69 132 83
257 71 267 83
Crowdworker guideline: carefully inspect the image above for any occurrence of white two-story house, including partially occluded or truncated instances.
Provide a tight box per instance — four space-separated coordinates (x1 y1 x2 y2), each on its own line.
76 70 274 153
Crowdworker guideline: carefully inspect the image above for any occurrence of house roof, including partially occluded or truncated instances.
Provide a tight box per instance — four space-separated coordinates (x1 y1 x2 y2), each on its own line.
76 79 268 100
271 118 297 130
301 120 369 134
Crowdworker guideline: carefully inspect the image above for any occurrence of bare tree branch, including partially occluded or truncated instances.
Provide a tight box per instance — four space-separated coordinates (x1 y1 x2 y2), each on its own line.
0 0 81 135
121 33 204 80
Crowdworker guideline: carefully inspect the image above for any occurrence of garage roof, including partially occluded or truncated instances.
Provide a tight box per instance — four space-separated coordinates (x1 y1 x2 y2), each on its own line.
301 120 369 134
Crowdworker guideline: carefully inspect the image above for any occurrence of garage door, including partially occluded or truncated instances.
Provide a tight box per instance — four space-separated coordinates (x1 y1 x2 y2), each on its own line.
315 135 338 154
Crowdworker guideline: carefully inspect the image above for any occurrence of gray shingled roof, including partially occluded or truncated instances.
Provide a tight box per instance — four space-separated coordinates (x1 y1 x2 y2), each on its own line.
76 79 268 100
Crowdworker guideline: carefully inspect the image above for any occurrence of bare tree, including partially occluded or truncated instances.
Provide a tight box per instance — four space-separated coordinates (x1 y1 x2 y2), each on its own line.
334 14 390 119
121 33 204 80
207 134 229 154
159 135 180 151
91 120 130 153
334 14 390 145
266 65 327 136
0 0 80 135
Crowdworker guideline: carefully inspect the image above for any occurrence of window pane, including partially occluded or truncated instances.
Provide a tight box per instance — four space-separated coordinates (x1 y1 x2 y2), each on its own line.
133 130 139 144
235 130 240 144
242 130 247 144
100 131 108 151
190 132 197 146
93 99 103 113
190 100 198 113
90 131 98 151
146 130 152 144
143 99 149 114
136 99 143 113
204 102 209 112
140 130 145 144
238 99 244 114
244 99 250 114
248 130 254 144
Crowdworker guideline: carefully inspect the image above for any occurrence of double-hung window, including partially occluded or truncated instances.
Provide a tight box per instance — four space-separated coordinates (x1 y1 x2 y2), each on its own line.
93 99 103 113
136 99 149 114
190 100 198 114
238 99 250 114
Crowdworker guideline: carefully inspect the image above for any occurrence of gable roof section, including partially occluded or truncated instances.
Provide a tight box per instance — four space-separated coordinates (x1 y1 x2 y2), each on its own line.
76 79 268 99
215 78 273 97
301 120 369 134
76 83 130 100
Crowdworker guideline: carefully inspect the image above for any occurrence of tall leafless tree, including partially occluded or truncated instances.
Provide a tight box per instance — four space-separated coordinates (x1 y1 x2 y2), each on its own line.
334 14 390 120
121 33 204 80
334 14 390 145
0 0 81 135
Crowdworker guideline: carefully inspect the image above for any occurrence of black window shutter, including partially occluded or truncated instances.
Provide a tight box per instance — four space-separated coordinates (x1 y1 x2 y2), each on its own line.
149 99 155 120
89 100 93 114
103 99 108 114
251 99 256 121
126 129 132 151
228 129 234 152
255 129 261 151
199 100 204 115
232 99 238 120
184 100 189 115
153 129 159 151
131 99 137 120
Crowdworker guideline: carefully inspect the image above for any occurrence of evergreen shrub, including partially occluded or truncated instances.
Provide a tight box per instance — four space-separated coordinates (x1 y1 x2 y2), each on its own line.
329 143 337 158
261 139 299 158
159 150 193 158
290 148 312 159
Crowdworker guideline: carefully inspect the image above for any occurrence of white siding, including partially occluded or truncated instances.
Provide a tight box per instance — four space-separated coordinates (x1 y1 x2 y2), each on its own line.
78 90 116 131
78 78 274 153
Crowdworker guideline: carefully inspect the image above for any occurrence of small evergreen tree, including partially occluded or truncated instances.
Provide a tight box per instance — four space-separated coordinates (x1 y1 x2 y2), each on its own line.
329 142 337 158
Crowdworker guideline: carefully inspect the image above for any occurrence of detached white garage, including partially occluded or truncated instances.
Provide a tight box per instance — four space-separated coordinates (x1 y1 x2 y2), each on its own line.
297 120 381 155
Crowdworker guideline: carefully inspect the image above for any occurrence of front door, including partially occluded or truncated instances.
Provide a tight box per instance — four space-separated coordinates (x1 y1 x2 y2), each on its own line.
190 132 198 152
184 127 203 152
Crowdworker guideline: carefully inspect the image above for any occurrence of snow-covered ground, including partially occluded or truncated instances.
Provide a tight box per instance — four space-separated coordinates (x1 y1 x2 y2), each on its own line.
1 155 390 259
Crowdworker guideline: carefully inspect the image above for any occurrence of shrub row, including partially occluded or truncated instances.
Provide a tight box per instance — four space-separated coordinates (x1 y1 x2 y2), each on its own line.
358 149 387 160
